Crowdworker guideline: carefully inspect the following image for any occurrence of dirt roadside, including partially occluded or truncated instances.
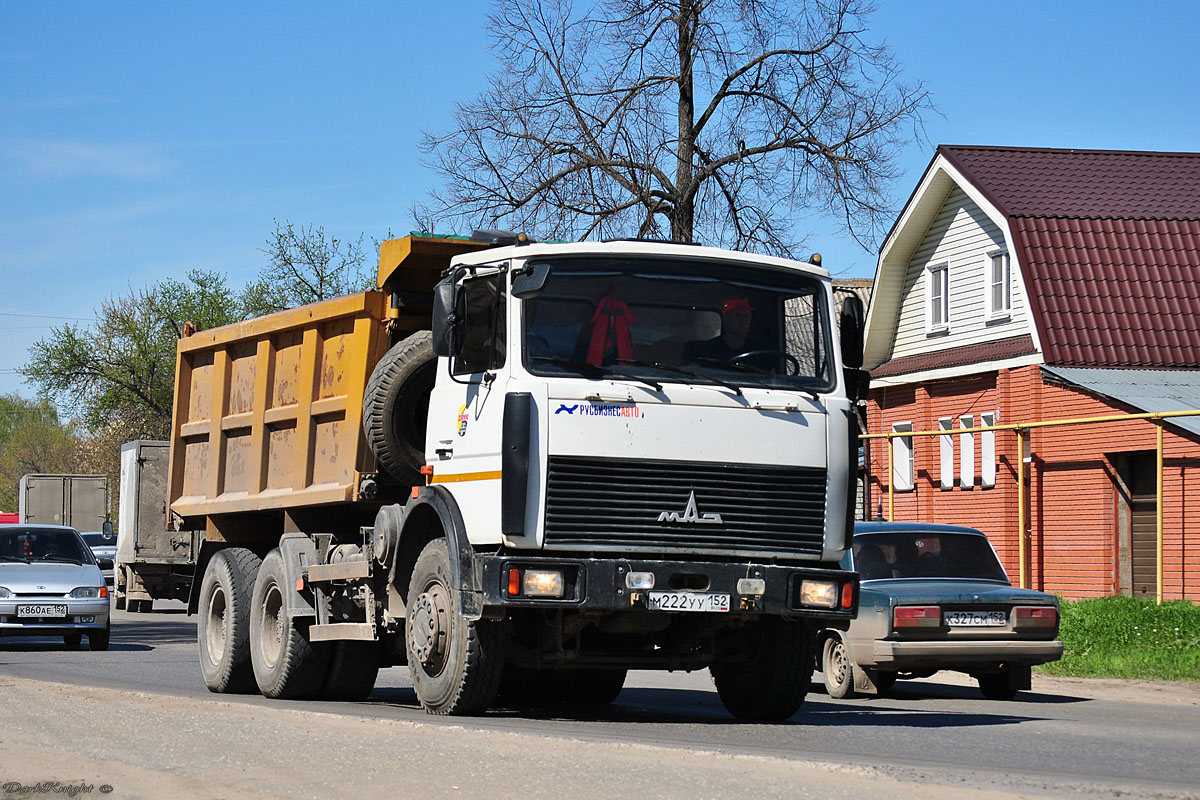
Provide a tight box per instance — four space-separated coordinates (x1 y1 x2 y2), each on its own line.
0 676 1060 800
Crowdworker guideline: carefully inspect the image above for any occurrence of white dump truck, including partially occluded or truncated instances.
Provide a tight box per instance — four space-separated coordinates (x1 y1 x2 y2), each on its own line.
171 233 867 719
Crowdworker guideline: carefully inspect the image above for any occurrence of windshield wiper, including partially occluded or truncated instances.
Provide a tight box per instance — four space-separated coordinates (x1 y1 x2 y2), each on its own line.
532 357 662 392
0 555 29 564
618 359 742 396
694 356 771 375
40 555 83 564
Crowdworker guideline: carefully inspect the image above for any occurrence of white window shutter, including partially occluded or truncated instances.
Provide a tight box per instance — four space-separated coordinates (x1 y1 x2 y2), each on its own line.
939 417 954 489
981 412 996 488
959 415 975 489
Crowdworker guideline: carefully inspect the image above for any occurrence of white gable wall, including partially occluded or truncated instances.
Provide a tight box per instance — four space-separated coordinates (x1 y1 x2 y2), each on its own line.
890 187 1034 360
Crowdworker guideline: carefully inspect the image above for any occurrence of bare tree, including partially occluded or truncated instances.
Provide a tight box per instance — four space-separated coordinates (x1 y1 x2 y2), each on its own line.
250 220 373 313
417 0 930 255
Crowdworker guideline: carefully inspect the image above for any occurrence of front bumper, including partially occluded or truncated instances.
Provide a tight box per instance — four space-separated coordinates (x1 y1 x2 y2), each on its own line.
0 597 110 635
478 554 857 622
861 638 1063 668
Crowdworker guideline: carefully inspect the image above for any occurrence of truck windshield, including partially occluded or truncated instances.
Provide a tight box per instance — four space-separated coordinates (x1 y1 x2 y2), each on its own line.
521 256 834 392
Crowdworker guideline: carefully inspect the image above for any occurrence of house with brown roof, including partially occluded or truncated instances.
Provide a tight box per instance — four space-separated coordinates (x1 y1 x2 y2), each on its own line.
863 145 1200 601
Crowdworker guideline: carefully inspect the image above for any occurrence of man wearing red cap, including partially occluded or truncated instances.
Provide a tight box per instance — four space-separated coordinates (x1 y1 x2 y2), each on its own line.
684 295 757 363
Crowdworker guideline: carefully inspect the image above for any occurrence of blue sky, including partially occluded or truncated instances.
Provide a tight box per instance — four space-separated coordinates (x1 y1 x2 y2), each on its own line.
2 0 1198 398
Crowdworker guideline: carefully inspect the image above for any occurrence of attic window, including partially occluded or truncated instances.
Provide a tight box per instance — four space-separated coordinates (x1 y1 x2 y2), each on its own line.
926 262 949 334
987 250 1011 320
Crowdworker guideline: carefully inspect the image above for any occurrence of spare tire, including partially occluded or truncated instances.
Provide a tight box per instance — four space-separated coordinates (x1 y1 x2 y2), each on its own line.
363 331 438 482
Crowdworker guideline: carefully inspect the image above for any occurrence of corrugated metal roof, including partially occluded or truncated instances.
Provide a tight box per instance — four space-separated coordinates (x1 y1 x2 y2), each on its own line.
939 146 1200 219
1041 366 1200 438
938 146 1200 369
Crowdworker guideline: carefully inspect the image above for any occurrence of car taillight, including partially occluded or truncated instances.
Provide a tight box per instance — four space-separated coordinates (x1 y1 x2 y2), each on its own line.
1014 606 1057 628
893 605 941 628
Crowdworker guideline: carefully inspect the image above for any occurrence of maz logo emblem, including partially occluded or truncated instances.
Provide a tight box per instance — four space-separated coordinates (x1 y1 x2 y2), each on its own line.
657 491 723 524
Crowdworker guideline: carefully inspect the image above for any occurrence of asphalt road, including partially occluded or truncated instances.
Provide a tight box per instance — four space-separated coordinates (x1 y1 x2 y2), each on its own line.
2 603 1198 799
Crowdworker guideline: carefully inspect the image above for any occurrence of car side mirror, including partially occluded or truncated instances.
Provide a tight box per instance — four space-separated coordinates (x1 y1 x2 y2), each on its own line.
839 294 865 370
511 261 551 299
430 278 461 357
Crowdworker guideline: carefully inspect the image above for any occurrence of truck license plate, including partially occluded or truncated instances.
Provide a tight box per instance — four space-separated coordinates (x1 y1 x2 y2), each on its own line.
17 604 68 618
647 592 730 613
944 610 1006 627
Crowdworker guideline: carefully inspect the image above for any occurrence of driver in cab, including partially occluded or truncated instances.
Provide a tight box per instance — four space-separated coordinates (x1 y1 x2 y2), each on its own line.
683 295 757 363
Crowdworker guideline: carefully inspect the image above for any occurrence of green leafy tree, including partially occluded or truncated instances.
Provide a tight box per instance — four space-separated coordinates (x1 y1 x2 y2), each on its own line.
246 219 375 313
22 270 253 437
0 394 79 512
418 0 930 255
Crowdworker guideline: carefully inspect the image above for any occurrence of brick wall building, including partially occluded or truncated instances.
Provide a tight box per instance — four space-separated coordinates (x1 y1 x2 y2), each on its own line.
862 147 1200 601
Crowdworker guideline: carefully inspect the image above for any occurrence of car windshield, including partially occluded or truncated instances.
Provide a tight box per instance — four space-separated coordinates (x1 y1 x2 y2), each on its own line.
853 531 1009 582
521 256 834 392
0 528 93 565
80 532 115 547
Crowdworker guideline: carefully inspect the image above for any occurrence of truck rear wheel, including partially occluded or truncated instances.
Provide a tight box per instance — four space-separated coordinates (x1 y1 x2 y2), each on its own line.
363 331 437 482
250 549 329 699
198 547 261 693
320 641 381 701
712 619 811 721
406 539 504 715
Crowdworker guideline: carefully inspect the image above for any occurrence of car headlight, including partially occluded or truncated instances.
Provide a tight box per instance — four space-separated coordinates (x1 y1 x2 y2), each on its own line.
70 586 108 599
0 586 11 599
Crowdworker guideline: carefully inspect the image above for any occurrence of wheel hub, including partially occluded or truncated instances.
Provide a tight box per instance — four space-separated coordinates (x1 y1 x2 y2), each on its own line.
828 641 848 685
408 583 450 672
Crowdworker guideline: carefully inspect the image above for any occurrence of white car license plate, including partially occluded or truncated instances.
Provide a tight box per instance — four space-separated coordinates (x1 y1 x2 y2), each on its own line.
17 604 68 618
944 610 1006 627
647 592 730 613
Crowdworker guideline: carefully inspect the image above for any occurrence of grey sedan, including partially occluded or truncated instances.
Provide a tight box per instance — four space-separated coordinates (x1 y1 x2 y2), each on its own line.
0 524 111 650
819 522 1062 700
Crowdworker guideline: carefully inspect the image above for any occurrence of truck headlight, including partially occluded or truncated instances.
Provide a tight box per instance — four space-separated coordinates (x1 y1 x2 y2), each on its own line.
70 586 107 599
523 570 565 598
799 580 838 608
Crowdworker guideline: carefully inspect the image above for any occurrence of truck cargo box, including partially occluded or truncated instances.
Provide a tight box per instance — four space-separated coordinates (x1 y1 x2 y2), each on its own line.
168 291 391 524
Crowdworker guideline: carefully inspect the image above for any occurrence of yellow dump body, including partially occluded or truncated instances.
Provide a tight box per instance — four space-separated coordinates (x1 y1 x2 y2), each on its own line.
167 235 491 531
168 291 391 525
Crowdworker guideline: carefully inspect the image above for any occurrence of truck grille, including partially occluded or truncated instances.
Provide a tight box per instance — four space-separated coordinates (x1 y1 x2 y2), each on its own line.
543 456 827 557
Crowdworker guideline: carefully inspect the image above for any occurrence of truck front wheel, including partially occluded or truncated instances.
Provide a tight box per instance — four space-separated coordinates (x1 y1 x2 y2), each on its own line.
197 547 261 693
711 619 812 721
249 549 330 699
406 539 504 715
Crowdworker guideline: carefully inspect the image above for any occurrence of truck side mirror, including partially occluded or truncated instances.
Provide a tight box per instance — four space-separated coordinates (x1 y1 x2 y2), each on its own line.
102 519 115 542
839 295 865 370
511 261 551 298
431 278 461 357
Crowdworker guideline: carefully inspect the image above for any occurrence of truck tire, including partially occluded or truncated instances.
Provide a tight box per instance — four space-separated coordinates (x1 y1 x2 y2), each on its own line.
565 669 627 706
198 547 261 693
320 641 381 701
363 331 437 482
114 568 127 610
821 634 856 699
406 539 504 715
249 549 330 699
711 619 811 721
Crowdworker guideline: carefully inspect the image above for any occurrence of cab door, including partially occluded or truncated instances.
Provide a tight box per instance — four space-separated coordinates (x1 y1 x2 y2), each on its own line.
425 267 509 545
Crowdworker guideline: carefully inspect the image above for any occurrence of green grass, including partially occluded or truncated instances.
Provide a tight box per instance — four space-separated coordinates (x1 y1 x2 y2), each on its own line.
1036 596 1200 681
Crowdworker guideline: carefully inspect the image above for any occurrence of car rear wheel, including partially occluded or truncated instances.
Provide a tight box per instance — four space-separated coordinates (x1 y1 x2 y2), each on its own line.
821 635 855 699
978 670 1020 701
